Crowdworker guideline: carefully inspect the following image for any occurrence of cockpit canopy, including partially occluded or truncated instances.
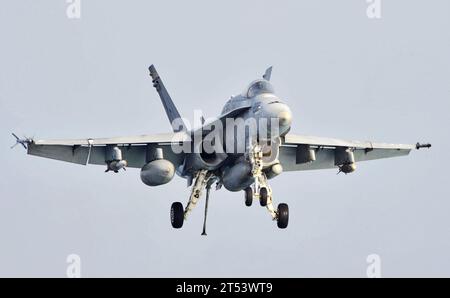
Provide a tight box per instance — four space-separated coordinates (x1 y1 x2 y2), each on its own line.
245 79 274 98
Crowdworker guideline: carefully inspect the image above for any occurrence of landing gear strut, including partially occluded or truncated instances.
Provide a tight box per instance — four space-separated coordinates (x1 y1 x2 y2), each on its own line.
246 143 289 229
170 169 217 235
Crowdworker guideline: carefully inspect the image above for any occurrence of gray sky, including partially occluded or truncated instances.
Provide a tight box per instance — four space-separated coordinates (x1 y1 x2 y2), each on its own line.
0 0 449 277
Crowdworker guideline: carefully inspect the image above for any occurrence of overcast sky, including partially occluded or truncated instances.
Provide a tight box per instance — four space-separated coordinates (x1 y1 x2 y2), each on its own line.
1 0 449 277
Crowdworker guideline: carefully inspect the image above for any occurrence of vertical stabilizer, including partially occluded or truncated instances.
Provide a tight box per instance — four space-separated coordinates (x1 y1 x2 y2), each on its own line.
149 65 186 132
263 66 273 81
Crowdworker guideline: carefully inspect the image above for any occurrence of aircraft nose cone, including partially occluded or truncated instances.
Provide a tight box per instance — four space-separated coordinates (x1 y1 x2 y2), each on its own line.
259 101 293 137
278 110 292 128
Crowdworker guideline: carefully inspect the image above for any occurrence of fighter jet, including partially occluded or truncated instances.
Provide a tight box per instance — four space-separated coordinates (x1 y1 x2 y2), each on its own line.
13 65 431 234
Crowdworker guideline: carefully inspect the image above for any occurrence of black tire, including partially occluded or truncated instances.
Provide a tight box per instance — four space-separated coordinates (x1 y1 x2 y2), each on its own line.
259 187 268 207
170 202 184 229
245 187 253 207
277 203 289 229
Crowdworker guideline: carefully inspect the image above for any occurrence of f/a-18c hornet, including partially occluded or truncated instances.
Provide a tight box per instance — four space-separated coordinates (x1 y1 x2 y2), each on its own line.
13 65 431 234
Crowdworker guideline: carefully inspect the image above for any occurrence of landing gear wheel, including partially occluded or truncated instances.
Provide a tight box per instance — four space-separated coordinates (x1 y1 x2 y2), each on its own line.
170 202 184 229
277 203 289 229
244 187 253 207
259 187 268 207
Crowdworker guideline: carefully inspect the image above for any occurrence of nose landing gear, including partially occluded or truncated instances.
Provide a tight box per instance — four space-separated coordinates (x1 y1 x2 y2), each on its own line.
246 144 289 229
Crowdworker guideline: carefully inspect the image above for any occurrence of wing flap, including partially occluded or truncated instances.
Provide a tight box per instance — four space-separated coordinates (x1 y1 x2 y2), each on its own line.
32 132 186 146
283 134 414 150
28 144 90 165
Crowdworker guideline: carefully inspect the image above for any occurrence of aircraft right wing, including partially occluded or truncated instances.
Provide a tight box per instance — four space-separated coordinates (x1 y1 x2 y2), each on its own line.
27 132 188 169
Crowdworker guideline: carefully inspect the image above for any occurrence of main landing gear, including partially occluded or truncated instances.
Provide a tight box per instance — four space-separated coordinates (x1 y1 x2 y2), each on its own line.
170 143 289 232
170 202 184 229
170 170 217 235
245 144 289 229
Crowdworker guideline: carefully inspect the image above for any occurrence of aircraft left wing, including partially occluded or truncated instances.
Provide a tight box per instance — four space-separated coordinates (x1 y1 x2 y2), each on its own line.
279 134 428 172
26 132 188 168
